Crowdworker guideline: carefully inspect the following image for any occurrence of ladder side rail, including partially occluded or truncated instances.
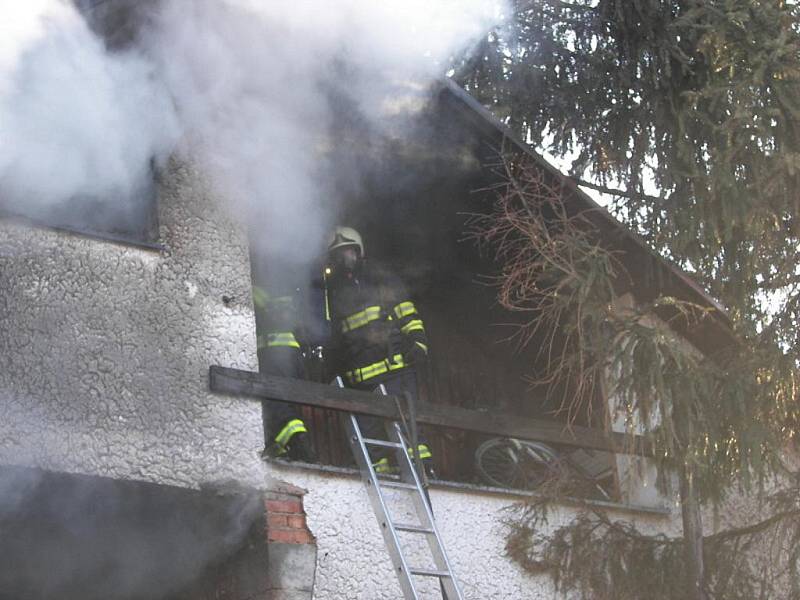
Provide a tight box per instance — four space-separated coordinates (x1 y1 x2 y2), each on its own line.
387 422 465 600
345 413 420 600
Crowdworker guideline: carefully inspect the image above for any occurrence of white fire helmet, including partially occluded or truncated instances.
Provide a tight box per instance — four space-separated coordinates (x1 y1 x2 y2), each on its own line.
327 226 364 258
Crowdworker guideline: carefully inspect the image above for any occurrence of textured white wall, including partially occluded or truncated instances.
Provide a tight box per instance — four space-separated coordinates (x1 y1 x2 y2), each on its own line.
0 159 266 488
0 160 679 598
287 470 547 599
283 467 676 599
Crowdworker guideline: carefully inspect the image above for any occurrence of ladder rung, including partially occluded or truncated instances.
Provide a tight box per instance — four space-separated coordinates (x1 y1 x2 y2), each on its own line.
410 568 451 578
362 438 404 449
394 522 434 535
379 480 417 491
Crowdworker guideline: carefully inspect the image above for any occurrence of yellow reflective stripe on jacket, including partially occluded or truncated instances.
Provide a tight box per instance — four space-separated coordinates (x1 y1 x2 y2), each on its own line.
346 354 406 384
393 301 418 319
274 418 307 447
341 305 383 332
407 444 432 460
266 332 300 349
400 319 425 335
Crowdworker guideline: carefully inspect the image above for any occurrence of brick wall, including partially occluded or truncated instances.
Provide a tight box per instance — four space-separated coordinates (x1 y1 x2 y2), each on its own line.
265 488 315 546
0 466 317 600
186 482 317 600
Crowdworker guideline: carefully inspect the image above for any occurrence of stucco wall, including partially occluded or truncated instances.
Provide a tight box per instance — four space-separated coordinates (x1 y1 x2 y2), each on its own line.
287 469 547 599
0 159 678 599
276 466 676 599
0 159 266 488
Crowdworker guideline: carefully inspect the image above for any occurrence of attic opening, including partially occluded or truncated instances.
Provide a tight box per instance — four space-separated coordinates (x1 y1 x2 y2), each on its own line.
249 83 619 500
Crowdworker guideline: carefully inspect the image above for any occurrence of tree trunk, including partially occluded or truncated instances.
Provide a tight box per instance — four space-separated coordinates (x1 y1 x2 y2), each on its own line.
673 393 708 600
679 462 708 600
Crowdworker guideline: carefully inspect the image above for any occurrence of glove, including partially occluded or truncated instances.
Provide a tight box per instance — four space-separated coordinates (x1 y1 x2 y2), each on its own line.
403 340 429 365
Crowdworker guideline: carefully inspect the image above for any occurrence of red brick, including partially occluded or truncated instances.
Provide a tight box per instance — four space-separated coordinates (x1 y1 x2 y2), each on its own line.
296 530 314 544
265 499 302 514
268 513 289 529
268 528 314 544
267 528 287 543
287 514 306 529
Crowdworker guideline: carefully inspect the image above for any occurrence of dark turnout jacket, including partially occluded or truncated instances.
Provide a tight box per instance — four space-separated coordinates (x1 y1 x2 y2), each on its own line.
325 261 428 387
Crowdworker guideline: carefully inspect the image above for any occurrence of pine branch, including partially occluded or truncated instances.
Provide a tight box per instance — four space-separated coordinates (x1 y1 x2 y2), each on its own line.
707 507 800 544
570 177 666 203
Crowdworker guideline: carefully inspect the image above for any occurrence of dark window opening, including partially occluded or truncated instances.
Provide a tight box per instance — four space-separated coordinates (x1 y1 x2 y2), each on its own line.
0 162 160 247
0 2 161 248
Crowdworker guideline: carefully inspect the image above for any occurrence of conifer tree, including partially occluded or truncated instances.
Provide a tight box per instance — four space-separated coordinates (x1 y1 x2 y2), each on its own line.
457 2 800 598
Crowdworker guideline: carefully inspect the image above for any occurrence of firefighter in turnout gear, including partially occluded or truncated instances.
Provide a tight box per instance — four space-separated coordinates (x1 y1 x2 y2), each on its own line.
324 227 433 475
253 286 316 462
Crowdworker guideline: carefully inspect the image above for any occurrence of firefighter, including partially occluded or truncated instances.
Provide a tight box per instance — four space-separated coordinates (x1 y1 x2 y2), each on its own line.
324 226 433 475
253 286 315 462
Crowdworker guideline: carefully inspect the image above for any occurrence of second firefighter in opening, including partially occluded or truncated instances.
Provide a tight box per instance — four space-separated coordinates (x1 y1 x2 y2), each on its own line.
254 285 316 462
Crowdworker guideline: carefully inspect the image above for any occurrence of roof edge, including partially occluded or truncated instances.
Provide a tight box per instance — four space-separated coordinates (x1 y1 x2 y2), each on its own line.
439 78 732 326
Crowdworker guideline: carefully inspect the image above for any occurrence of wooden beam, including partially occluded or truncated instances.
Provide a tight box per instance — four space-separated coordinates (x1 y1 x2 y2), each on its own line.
415 399 653 458
209 366 654 457
210 366 400 418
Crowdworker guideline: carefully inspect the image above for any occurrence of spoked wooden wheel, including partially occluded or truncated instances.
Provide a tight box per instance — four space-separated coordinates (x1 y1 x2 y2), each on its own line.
475 438 559 490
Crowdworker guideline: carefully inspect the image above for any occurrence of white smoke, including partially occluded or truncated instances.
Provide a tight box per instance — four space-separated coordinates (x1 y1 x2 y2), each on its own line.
142 0 505 262
0 0 179 215
1 0 505 257
0 0 507 593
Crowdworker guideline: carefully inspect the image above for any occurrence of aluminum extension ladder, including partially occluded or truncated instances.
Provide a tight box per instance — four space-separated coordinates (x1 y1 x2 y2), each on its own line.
337 379 464 599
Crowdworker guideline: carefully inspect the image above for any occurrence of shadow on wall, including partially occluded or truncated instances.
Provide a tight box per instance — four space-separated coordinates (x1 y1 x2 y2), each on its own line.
0 466 264 600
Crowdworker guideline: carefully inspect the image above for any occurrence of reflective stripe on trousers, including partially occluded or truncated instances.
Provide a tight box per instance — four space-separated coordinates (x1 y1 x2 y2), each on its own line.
409 444 432 460
274 418 307 448
372 445 432 473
